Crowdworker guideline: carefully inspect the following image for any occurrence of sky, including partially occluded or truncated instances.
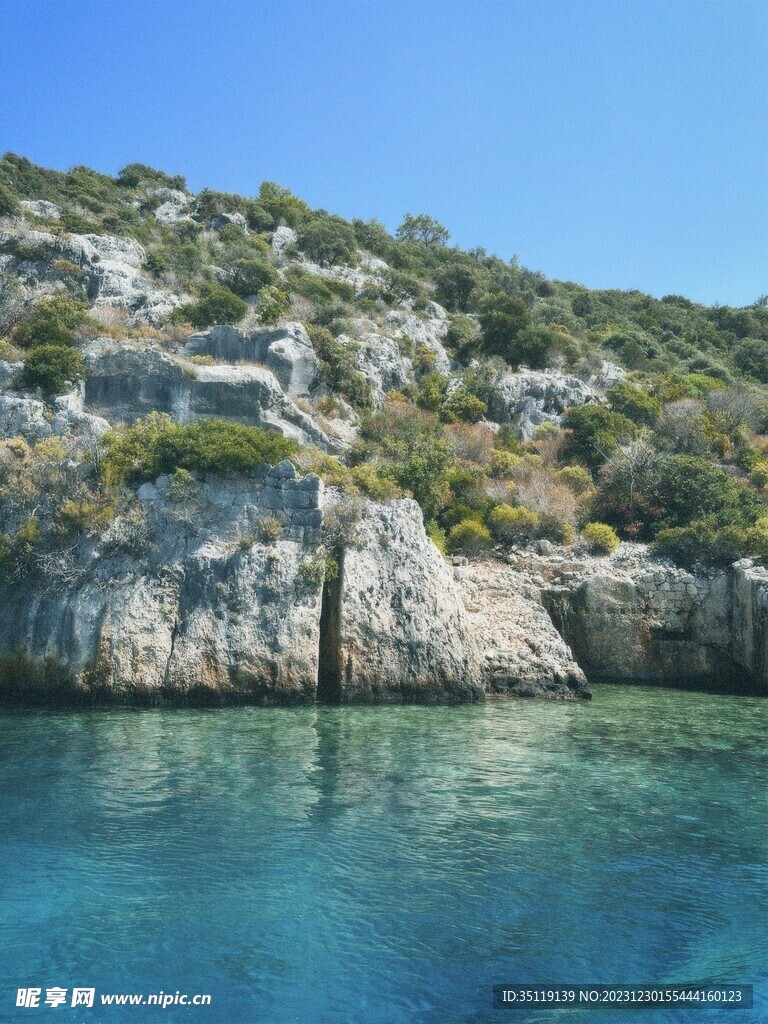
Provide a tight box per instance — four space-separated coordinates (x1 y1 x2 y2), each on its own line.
0 0 765 307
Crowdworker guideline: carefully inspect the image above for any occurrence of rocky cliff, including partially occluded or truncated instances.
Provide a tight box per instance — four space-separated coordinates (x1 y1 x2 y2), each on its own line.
0 467 484 706
488 544 768 694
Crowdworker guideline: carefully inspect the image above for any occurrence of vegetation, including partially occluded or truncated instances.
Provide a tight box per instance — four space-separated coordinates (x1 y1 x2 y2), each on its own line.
2 153 768 568
20 345 86 398
581 522 620 555
179 284 248 329
101 415 298 486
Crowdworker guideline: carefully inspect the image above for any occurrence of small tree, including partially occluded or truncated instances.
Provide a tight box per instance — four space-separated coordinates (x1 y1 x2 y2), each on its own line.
448 518 493 555
478 295 531 360
396 213 450 247
296 216 357 267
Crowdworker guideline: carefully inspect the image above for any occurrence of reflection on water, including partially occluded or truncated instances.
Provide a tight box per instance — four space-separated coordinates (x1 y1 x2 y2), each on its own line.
0 686 765 1023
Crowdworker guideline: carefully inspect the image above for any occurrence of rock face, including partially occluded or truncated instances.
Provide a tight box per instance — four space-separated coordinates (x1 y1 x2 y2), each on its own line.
0 476 482 706
454 558 590 699
537 547 768 693
490 369 600 440
184 322 319 397
0 227 179 323
336 501 483 702
83 342 337 451
0 392 110 441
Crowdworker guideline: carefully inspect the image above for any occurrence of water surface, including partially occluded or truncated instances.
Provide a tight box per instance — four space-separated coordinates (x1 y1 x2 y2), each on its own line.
0 686 765 1023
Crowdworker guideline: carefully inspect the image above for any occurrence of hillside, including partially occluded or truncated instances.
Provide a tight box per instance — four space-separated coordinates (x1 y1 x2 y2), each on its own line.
2 151 768 571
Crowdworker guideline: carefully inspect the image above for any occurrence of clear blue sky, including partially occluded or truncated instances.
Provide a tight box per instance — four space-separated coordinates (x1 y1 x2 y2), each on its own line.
1 0 765 306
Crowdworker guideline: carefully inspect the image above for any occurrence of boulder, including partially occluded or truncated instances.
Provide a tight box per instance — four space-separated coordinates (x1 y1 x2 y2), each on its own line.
0 482 482 706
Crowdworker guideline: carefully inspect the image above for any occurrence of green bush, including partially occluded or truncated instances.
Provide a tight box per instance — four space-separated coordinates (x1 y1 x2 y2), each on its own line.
298 550 339 588
13 296 89 349
255 286 289 325
488 504 539 541
537 514 575 546
561 405 639 472
181 284 247 328
306 324 373 411
448 518 493 555
101 415 298 486
20 344 86 398
582 522 619 555
607 380 661 425
0 183 20 217
442 388 486 423
478 295 531 361
596 454 766 541
295 216 357 266
229 257 277 297
444 314 482 362
733 338 768 383
558 465 593 494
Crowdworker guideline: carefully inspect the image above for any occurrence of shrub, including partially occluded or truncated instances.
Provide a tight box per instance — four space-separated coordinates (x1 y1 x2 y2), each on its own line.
255 286 289 325
416 371 449 413
426 521 447 554
20 344 86 398
478 294 531 360
0 183 20 217
229 258 277 297
349 464 402 501
448 518 493 555
442 388 487 423
733 338 768 383
537 514 575 546
53 496 115 538
561 404 638 472
101 415 298 486
582 522 619 555
607 380 661 425
296 215 357 267
298 550 339 589
558 465 593 494
257 515 284 543
597 453 766 541
0 516 40 580
181 285 247 328
306 324 372 411
13 295 89 349
488 504 539 541
257 181 310 229
444 314 482 362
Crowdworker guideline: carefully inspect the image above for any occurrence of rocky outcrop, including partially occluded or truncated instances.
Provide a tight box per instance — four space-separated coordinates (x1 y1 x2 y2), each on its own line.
184 322 319 397
82 341 338 450
454 557 589 699
0 392 110 441
0 475 482 706
150 188 192 226
336 501 483 702
0 227 179 323
489 369 600 440
534 546 768 693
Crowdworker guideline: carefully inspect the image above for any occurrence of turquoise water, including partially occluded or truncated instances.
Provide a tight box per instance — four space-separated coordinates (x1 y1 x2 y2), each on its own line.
0 686 765 1024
